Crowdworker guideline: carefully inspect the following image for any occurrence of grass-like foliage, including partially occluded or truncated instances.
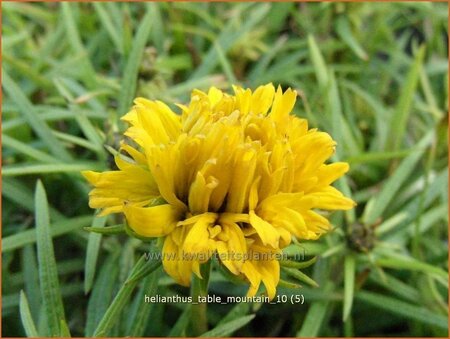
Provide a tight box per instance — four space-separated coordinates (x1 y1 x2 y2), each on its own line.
2 2 448 337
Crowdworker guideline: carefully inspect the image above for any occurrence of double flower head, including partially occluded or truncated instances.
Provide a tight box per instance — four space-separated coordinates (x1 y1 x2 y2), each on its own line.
83 84 355 299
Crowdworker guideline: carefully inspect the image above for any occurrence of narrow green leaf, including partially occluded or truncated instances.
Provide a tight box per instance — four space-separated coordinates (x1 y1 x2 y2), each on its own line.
93 3 123 54
328 70 344 157
335 16 368 60
60 319 71 337
191 3 269 80
420 67 444 120
84 215 107 294
341 80 389 150
3 53 53 88
73 106 104 153
92 255 148 337
19 291 39 338
118 5 153 118
2 69 72 161
53 130 101 152
2 178 36 215
2 134 59 163
2 177 63 221
265 2 295 31
3 2 53 22
84 224 125 235
214 41 238 84
3 107 106 132
280 256 317 269
297 282 334 337
409 204 448 236
308 34 329 88
278 279 302 289
375 212 409 235
356 291 448 329
35 180 67 336
61 2 97 88
321 243 347 258
3 215 93 252
3 162 103 176
387 45 426 151
199 314 256 337
2 29 29 49
343 255 355 321
364 131 433 225
368 271 420 302
86 253 119 337
22 245 40 323
375 254 447 279
345 149 412 164
13 284 78 335
217 300 253 326
127 268 161 336
168 305 192 337
37 303 49 337
126 257 162 284
283 267 319 288
147 2 165 53
248 35 288 82
9 260 84 294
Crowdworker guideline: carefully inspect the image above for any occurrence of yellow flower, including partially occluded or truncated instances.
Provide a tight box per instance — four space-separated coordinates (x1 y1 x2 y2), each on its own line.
83 83 355 299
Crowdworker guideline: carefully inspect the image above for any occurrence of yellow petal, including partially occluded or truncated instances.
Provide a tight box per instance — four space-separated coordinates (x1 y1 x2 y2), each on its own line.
188 172 219 214
134 97 181 141
315 162 350 187
259 259 279 300
162 231 191 287
124 204 181 237
216 241 239 275
216 222 247 275
249 211 279 248
270 86 296 131
208 86 224 107
241 260 261 290
251 83 275 115
162 235 181 284
248 177 260 211
233 85 252 115
121 108 138 125
82 166 158 216
119 143 147 166
226 149 257 213
146 145 187 212
183 213 217 256
308 186 356 210
246 282 260 298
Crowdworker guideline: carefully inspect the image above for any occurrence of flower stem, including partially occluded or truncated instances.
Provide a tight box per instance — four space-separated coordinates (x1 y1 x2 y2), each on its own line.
190 260 211 336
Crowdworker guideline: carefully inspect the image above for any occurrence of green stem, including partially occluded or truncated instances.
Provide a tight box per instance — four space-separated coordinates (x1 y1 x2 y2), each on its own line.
191 260 211 336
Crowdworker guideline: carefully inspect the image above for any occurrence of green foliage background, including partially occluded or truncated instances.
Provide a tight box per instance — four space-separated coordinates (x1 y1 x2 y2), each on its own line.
2 2 448 337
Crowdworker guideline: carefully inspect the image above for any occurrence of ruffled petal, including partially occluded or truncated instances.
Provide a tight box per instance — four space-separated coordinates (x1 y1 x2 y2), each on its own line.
123 204 182 237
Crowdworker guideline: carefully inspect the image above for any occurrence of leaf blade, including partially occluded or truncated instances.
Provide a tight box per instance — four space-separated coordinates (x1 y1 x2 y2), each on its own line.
356 290 448 329
35 180 67 336
2 69 72 161
387 45 426 151
343 255 355 321
199 314 256 337
19 291 39 338
118 5 153 118
92 255 149 337
84 214 107 294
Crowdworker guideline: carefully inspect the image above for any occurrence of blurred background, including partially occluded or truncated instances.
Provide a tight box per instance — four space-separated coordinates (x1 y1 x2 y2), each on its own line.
2 2 448 337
